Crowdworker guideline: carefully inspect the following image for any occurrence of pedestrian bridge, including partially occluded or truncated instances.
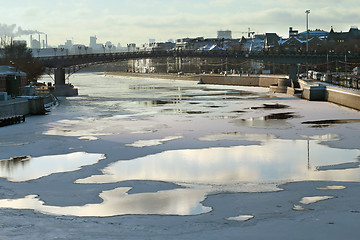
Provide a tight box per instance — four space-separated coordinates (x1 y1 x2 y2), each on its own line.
38 50 360 86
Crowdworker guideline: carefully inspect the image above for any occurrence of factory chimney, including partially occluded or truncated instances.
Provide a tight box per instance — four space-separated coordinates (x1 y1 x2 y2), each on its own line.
46 34 48 48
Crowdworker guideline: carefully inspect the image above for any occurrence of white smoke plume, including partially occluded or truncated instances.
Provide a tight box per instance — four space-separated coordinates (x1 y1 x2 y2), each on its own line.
0 23 43 37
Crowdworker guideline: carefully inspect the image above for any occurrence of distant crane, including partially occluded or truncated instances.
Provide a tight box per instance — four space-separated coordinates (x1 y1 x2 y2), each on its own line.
234 28 255 38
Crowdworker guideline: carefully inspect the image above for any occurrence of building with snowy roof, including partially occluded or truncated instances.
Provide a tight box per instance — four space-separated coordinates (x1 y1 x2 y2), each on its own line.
0 65 27 97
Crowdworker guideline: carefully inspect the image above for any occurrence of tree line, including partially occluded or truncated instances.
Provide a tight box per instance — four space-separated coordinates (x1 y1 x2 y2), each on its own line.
0 37 45 81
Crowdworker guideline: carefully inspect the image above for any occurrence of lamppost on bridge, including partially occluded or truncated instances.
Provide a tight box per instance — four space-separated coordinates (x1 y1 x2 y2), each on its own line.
305 9 310 74
305 10 310 53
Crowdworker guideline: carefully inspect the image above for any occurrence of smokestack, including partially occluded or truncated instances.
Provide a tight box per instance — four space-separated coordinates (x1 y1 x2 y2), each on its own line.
30 35 33 48
42 40 45 49
38 34 40 48
46 34 48 48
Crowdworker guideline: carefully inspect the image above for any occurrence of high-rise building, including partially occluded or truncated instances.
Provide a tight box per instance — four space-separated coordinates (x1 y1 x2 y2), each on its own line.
90 36 97 48
217 30 232 39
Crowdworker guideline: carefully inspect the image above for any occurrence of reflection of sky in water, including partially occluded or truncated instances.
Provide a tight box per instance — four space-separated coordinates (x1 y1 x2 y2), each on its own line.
77 139 360 185
41 75 271 140
0 187 211 217
126 136 183 147
227 215 254 221
299 196 335 204
0 152 105 182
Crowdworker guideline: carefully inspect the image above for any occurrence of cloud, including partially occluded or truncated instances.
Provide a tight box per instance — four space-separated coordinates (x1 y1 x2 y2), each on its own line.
0 23 17 36
0 23 43 37
3 0 360 46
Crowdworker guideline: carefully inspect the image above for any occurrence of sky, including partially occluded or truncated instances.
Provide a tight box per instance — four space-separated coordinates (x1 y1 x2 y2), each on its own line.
0 0 359 47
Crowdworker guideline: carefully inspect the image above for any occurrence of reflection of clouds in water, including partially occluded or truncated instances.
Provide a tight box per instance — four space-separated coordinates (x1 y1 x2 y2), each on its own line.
77 139 360 186
226 215 254 222
299 196 335 204
0 187 211 217
43 117 168 139
126 136 183 147
198 132 275 142
0 152 105 182
78 136 99 141
317 185 346 190
292 205 313 211
301 134 340 142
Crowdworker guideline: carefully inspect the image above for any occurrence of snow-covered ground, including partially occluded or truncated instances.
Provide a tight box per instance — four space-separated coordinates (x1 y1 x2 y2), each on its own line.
0 73 359 239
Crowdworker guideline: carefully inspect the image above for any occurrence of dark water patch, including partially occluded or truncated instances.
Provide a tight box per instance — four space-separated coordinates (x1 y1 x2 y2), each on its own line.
308 124 331 128
138 100 178 107
302 119 360 125
264 112 297 120
317 162 360 171
207 105 222 108
186 111 209 115
231 110 246 113
250 103 289 110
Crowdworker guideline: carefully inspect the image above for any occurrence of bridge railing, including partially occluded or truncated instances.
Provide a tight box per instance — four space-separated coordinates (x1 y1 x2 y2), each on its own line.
38 49 360 69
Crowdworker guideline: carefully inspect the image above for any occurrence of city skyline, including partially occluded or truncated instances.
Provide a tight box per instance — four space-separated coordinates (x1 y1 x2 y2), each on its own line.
0 0 359 47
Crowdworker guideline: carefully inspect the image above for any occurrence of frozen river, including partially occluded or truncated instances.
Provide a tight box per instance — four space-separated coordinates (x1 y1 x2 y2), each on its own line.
0 73 360 239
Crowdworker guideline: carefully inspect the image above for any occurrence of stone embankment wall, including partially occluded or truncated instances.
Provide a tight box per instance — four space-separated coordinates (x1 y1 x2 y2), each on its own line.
0 99 29 117
325 87 360 110
199 75 284 87
202 75 360 111
0 97 45 117
299 80 360 110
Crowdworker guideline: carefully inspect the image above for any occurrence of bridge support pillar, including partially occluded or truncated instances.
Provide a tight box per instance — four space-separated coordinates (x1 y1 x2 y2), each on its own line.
54 68 66 86
53 68 78 96
289 64 299 88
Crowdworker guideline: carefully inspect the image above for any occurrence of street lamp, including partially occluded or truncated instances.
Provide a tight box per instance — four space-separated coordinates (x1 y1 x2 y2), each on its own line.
305 9 310 74
305 10 310 53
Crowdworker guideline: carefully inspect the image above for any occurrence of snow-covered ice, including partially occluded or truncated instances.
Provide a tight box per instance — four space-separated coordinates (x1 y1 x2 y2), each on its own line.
0 73 359 239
